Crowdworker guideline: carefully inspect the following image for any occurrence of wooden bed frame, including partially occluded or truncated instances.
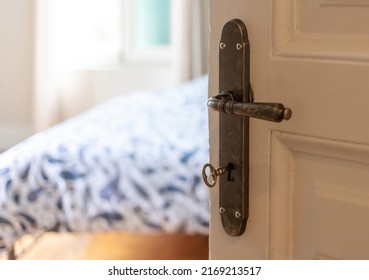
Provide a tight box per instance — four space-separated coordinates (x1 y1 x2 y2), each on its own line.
16 232 208 260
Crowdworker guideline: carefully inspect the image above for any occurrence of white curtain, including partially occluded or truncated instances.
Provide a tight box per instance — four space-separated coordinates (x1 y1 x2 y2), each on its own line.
33 0 97 132
33 0 60 132
172 0 209 83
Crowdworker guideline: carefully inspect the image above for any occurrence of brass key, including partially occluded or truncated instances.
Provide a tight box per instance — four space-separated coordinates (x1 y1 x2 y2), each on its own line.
202 163 231 188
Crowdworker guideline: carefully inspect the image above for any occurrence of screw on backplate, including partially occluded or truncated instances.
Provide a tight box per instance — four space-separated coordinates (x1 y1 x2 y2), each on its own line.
235 211 242 219
220 42 226 49
219 207 225 214
236 43 242 50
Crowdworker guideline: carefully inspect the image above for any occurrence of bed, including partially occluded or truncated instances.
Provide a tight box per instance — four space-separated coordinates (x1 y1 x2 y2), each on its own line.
0 76 210 257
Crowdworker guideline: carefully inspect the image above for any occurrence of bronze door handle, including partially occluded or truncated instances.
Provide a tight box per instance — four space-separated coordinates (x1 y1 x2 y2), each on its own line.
207 90 292 122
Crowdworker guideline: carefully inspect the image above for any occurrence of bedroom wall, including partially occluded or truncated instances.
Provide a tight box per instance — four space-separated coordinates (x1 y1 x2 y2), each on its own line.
0 0 33 150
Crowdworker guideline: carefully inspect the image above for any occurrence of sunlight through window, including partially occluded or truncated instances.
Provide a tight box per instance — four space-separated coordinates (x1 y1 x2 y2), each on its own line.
53 0 172 68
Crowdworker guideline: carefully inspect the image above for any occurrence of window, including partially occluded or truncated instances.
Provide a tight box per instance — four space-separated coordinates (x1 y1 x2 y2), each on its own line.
53 0 172 67
133 0 171 48
124 0 172 61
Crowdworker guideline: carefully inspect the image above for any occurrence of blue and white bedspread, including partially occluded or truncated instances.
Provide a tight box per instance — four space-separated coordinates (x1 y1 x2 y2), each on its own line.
0 76 210 252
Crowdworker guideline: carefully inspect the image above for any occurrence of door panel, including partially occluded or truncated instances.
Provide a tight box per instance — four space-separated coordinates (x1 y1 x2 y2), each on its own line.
270 132 369 259
300 0 369 36
274 0 369 61
209 0 369 259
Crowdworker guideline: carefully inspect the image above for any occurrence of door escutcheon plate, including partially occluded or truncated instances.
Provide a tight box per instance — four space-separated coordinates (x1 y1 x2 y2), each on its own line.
218 19 250 236
204 18 291 236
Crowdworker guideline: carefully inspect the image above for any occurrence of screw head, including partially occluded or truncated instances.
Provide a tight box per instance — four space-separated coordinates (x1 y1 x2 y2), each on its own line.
219 42 226 49
236 43 243 50
219 207 225 214
235 211 242 219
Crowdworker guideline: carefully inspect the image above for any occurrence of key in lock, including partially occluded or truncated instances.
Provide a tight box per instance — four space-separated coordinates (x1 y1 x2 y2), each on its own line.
202 162 234 188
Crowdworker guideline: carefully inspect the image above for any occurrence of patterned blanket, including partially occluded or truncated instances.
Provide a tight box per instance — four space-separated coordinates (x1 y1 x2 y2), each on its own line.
0 76 210 252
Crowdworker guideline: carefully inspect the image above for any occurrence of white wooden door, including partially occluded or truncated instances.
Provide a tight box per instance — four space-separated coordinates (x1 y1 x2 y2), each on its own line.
208 0 369 259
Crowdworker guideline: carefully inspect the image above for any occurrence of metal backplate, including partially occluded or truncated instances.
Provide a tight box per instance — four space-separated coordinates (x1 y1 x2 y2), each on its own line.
219 19 250 236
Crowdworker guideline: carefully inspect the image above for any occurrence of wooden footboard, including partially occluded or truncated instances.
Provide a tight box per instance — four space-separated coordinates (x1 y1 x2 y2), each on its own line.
19 232 209 260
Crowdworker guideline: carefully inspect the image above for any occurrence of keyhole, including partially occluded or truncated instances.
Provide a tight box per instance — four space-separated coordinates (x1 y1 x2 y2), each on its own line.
227 162 234 182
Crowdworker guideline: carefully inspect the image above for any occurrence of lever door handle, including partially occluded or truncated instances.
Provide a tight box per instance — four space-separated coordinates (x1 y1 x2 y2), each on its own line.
207 91 292 122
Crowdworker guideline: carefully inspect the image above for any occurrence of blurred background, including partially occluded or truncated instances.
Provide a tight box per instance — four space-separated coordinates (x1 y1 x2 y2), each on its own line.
0 0 209 150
